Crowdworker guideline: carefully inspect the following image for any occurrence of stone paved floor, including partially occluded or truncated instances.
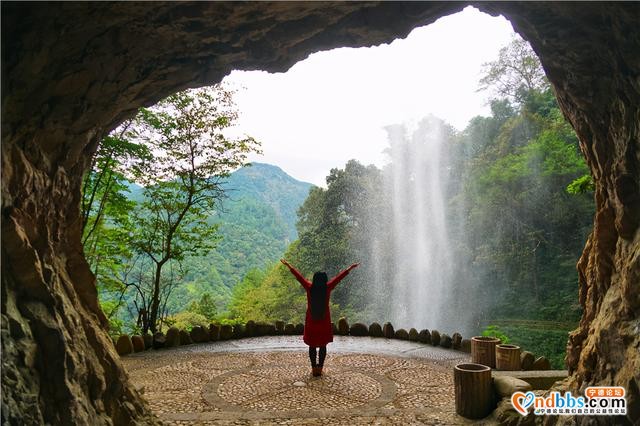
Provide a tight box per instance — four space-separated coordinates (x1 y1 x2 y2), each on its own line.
123 336 491 425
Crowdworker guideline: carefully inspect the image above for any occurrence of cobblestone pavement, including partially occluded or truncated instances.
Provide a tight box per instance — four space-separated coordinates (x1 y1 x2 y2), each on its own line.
123 336 488 425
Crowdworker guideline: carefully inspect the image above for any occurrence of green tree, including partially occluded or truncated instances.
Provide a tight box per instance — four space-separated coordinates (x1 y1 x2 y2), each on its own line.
226 241 349 324
479 36 548 106
295 160 384 313
455 39 593 338
188 293 218 321
164 311 209 331
81 121 152 333
127 85 261 333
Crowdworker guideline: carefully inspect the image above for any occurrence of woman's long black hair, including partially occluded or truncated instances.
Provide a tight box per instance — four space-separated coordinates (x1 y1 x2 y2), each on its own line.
310 272 328 320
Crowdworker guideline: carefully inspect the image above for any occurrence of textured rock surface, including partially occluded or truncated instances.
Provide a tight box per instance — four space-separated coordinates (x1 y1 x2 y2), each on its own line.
2 2 638 425
383 322 395 339
131 335 145 353
208 324 220 342
256 322 276 336
521 351 535 371
116 335 134 356
179 330 192 346
337 317 349 335
431 330 441 347
440 333 452 349
493 370 569 391
493 376 532 398
368 322 383 337
492 391 539 426
191 326 210 343
408 328 419 342
245 320 256 337
284 323 296 336
152 333 165 350
164 327 179 347
418 329 432 345
394 328 409 340
219 325 233 341
232 324 245 339
452 332 462 350
532 356 551 371
349 322 369 337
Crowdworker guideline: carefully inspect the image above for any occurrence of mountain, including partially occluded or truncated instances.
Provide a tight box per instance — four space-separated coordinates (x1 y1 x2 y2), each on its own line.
220 163 312 241
166 163 313 312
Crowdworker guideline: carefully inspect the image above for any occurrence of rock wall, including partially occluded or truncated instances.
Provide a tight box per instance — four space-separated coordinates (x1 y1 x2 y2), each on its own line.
2 2 638 424
479 5 639 424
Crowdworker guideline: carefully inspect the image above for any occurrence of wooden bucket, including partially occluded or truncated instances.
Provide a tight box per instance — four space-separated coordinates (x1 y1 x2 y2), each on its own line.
471 336 501 368
495 344 521 370
454 363 493 419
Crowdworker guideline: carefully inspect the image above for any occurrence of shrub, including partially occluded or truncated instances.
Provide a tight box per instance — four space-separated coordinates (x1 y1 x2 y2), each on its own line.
165 311 208 331
481 325 510 344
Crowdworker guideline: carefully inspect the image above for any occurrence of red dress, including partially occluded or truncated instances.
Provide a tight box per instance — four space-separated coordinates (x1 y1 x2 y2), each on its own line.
287 266 352 347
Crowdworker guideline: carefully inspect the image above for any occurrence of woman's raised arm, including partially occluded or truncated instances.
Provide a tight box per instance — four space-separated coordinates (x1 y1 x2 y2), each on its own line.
280 259 311 289
327 263 359 290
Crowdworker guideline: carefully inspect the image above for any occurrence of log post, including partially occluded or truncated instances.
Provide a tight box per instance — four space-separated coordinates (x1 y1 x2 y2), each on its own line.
496 344 521 370
471 336 501 368
454 363 493 419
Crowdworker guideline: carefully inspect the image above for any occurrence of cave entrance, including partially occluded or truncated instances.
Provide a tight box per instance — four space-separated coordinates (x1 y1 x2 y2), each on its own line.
2 3 638 425
101 7 583 371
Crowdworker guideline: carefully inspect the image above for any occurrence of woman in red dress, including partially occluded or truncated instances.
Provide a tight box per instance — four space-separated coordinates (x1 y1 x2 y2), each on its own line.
281 259 359 376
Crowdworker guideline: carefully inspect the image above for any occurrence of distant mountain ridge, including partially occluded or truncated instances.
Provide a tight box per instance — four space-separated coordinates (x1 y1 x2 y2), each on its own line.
158 162 313 313
220 163 312 241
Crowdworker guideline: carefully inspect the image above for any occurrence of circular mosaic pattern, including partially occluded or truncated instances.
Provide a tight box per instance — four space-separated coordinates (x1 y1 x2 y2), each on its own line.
121 337 472 425
250 351 309 367
214 365 383 411
188 352 254 371
142 368 206 392
332 353 396 369
144 389 212 414
387 365 451 387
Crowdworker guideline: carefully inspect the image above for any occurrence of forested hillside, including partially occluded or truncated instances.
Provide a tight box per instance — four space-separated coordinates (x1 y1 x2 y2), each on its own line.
94 162 312 332
80 85 313 335
165 163 312 315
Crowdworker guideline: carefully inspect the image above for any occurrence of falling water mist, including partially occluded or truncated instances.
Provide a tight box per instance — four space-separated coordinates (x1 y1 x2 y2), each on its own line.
360 116 471 334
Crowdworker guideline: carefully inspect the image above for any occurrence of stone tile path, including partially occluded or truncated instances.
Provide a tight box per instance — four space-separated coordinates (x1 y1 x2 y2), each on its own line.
123 336 486 425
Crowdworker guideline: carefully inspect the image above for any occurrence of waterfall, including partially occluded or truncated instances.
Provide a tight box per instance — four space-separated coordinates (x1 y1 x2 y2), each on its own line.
382 116 454 331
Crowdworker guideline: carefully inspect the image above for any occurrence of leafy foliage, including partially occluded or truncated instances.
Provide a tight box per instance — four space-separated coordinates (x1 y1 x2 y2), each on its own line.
144 163 312 318
481 325 510 344
88 160 311 332
82 84 261 334
479 35 548 105
81 121 153 336
567 174 595 194
129 86 261 333
165 311 209 331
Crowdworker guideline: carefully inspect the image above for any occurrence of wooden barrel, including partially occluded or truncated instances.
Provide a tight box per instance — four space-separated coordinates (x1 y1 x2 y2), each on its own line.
471 336 501 368
454 363 493 419
495 344 521 370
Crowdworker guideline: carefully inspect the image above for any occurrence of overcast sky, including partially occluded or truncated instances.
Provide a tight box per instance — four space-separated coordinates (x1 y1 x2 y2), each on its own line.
223 6 515 186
